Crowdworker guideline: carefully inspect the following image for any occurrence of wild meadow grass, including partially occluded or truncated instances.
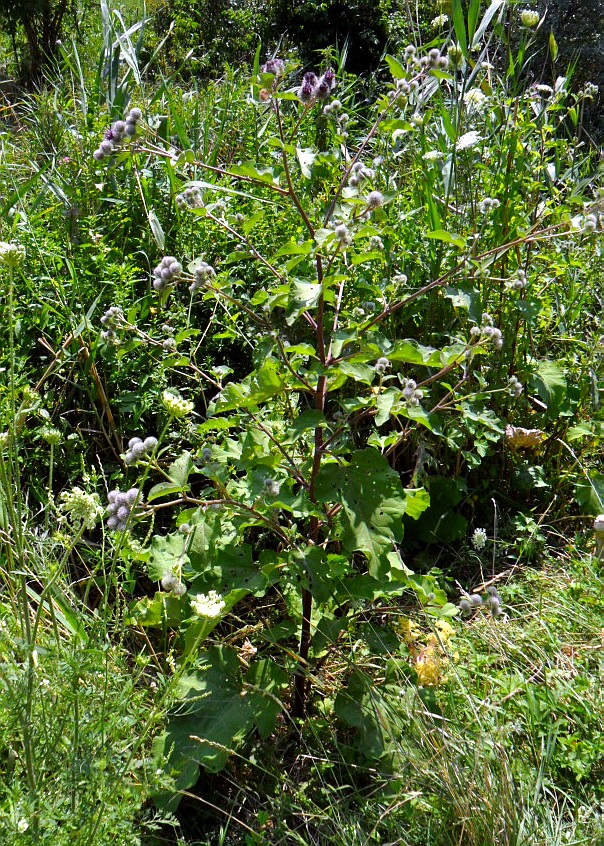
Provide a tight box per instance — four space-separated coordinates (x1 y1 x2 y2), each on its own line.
0 1 603 843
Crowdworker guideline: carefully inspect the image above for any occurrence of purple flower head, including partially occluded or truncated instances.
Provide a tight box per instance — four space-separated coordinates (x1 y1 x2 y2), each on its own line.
315 80 331 100
321 68 336 90
262 58 285 77
303 72 318 87
104 128 117 141
298 82 315 103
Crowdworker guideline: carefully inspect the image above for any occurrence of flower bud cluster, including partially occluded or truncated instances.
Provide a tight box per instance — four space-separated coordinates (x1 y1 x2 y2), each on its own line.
459 585 502 617
190 261 216 292
161 389 194 418
264 477 280 497
39 425 62 446
507 376 523 398
447 44 463 66
348 160 374 189
153 256 183 292
520 8 540 28
366 190 385 209
161 574 187 596
478 197 501 214
583 213 598 234
190 590 226 618
370 236 384 251
480 313 503 350
0 241 25 267
106 488 142 532
580 82 599 99
124 435 158 466
297 69 336 104
464 88 489 112
93 108 142 161
402 378 424 406
261 58 285 77
375 357 391 375
505 269 528 291
472 527 488 550
60 487 103 530
175 186 204 210
100 306 124 344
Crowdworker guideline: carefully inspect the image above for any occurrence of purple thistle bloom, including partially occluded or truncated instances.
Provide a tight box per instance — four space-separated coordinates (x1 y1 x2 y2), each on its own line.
298 82 315 103
315 80 331 100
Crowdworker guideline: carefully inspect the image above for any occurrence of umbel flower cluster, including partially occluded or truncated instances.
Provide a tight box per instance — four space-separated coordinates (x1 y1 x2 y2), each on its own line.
106 488 142 532
93 108 143 161
297 69 336 104
124 436 158 466
60 487 103 530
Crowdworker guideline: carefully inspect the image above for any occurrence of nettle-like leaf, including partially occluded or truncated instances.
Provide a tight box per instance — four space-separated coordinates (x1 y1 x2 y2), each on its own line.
315 449 427 577
153 647 288 811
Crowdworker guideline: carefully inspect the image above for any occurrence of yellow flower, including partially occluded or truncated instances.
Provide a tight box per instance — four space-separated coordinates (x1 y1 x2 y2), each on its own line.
435 620 456 642
414 643 447 687
398 618 421 643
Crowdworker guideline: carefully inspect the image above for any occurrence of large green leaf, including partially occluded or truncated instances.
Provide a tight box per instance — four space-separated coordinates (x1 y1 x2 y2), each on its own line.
315 449 413 577
529 360 567 418
152 648 288 811
152 647 249 810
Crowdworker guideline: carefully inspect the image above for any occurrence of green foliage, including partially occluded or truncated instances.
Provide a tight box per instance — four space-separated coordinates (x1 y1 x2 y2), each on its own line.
0 1 603 840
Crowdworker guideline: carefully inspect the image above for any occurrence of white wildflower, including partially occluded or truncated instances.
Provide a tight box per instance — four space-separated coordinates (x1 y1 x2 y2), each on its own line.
431 13 449 28
0 241 25 268
190 590 226 618
161 390 194 418
59 487 103 530
472 528 488 550
464 88 488 112
455 131 482 151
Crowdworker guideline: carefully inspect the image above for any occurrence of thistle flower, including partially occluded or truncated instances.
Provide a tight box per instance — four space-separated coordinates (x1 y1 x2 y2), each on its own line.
190 590 226 618
478 197 500 214
334 224 351 246
106 487 141 532
124 435 158 466
190 260 216 292
261 58 285 77
369 236 384 251
375 357 391 375
161 389 194 418
264 477 281 497
366 190 385 209
402 378 424 406
152 256 183 292
583 213 598 234
508 376 523 398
